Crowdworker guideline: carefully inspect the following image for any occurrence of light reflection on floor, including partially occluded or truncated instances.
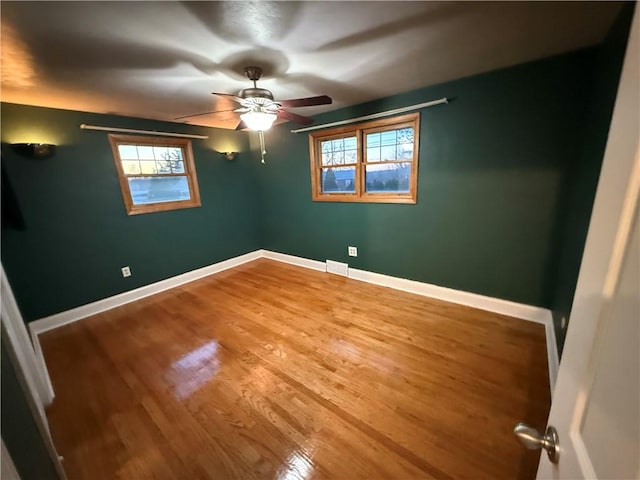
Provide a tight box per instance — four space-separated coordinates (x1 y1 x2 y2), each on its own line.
276 450 315 480
168 340 220 399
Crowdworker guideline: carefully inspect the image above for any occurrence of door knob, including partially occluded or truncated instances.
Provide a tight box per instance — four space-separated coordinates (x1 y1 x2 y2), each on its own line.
513 423 560 464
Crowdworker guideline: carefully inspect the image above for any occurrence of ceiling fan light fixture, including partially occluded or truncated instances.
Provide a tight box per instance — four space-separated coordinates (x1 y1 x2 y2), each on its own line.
240 111 277 131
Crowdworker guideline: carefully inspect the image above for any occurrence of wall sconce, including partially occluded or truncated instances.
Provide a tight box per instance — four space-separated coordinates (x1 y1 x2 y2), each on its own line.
220 152 238 161
11 143 57 159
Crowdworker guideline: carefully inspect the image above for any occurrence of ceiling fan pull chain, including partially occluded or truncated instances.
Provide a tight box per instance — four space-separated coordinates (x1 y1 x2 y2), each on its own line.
259 130 267 164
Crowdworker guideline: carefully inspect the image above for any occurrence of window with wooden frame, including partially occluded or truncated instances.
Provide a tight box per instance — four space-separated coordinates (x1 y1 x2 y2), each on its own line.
309 113 419 203
109 134 201 215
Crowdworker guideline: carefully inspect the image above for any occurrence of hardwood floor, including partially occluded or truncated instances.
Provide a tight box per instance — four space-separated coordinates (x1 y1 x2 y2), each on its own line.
41 259 550 479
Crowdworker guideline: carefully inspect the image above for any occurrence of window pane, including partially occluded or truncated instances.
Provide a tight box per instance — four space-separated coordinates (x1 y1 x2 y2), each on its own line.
128 176 191 205
365 162 411 193
121 160 141 175
398 127 414 144
344 137 357 150
366 132 381 148
137 146 154 160
320 136 357 166
156 160 172 174
139 161 158 174
380 145 397 161
366 127 415 163
118 145 138 160
321 167 355 193
321 147 346 165
366 147 380 162
397 143 414 160
153 146 170 160
380 130 396 146
320 142 338 165
168 147 183 160
172 160 185 173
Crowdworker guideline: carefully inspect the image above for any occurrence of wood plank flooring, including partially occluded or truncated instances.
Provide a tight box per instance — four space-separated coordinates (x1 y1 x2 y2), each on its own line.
41 259 550 479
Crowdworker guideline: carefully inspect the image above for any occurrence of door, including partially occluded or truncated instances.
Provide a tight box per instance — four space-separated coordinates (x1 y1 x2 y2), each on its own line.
534 8 639 479
1 267 65 478
1 265 55 411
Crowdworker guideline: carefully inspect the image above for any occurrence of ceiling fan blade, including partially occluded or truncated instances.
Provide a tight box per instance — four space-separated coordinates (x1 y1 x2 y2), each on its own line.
278 95 332 108
277 109 313 126
174 109 236 120
211 92 243 103
235 120 248 131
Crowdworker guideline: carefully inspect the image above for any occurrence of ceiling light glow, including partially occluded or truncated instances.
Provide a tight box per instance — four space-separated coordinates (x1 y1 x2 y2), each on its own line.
240 110 277 131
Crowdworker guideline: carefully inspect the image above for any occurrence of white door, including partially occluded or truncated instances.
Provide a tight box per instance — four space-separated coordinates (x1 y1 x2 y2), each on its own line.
534 8 639 480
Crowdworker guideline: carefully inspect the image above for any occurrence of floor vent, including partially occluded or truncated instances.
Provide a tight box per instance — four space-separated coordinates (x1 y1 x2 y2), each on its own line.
326 260 348 277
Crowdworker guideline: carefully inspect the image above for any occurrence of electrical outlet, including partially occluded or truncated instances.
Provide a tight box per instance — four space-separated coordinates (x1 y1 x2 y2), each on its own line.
121 266 131 278
348 246 358 257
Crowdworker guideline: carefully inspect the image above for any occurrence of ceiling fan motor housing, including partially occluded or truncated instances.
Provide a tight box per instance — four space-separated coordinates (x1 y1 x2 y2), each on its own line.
239 88 274 104
183 64 330 126
240 66 277 107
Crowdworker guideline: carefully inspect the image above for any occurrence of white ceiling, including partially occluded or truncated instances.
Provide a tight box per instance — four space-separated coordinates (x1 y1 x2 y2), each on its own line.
1 1 623 129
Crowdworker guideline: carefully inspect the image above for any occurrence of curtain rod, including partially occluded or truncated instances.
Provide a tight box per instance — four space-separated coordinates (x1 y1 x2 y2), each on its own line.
79 124 209 140
290 97 448 134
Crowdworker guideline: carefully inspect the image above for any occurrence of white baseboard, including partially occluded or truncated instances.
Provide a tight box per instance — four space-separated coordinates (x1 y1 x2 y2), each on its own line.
27 324 53 403
29 250 262 336
261 250 326 272
347 266 558 395
28 248 558 400
348 267 550 323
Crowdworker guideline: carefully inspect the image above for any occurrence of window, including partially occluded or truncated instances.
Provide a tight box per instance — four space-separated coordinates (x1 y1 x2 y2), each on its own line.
109 134 201 215
309 113 419 203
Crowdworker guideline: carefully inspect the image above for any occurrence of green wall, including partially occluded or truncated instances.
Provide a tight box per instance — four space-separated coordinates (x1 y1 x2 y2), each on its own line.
1 9 631 356
255 49 598 309
549 4 634 353
1 104 259 321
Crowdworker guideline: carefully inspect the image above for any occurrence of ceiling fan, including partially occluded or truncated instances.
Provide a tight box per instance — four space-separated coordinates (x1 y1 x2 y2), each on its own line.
176 66 332 131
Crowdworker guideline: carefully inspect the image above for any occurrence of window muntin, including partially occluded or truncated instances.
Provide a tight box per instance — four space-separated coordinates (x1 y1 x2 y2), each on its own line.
321 136 358 166
309 113 419 203
109 134 201 215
